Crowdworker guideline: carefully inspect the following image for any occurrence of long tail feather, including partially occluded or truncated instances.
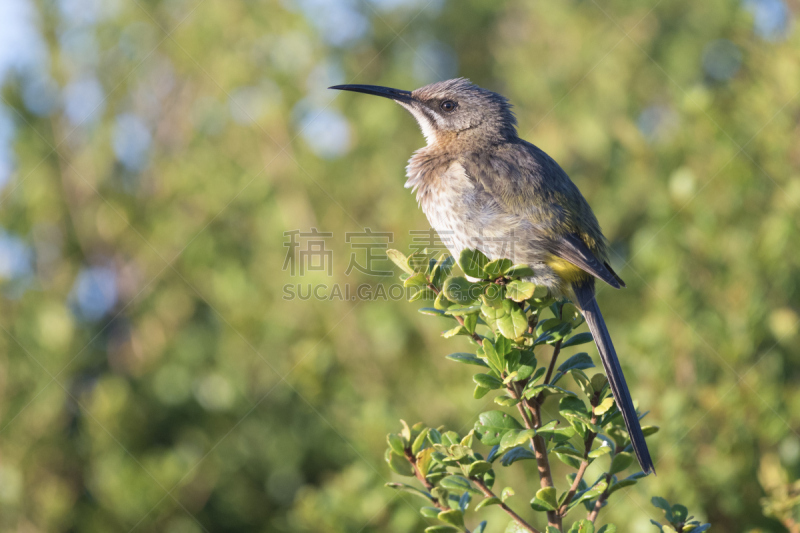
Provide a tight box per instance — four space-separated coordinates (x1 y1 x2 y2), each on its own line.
573 281 655 475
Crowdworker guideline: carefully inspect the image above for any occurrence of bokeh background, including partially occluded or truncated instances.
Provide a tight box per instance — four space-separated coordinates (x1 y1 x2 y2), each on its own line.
1 0 799 531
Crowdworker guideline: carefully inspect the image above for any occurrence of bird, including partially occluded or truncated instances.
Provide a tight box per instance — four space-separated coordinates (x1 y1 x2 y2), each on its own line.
330 78 654 475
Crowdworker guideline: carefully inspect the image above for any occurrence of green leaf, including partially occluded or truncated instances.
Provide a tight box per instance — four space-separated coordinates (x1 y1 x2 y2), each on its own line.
474 521 488 533
588 443 612 459
609 452 634 475
432 486 449 505
408 251 432 273
505 264 536 278
450 442 470 457
572 370 594 397
424 526 459 533
484 258 513 278
546 528 562 533
568 519 595 533
557 352 595 373
497 300 528 339
410 422 426 442
420 506 440 518
505 349 521 372
431 254 455 287
434 290 453 310
400 420 412 441
555 450 582 469
483 468 495 490
498 429 535 453
494 394 520 407
500 447 536 466
607 427 630 451
387 433 405 455
417 447 434 477
404 272 428 288
467 460 493 477
474 411 524 445
535 318 561 336
412 428 429 455
505 280 537 301
480 303 501 330
515 361 536 381
501 487 515 502
440 475 480 494
536 421 576 443
409 288 437 302
594 397 616 415
474 373 503 390
475 496 502 511
570 481 608 508
552 444 583 458
535 321 573 345
590 373 608 393
608 478 638 494
438 509 464 528
495 335 513 356
446 352 489 367
562 331 594 348
671 504 688 522
474 384 491 399
524 384 576 400
443 325 467 338
463 313 478 334
445 304 482 316
597 525 617 533
443 276 481 304
528 366 547 384
442 431 461 446
385 482 433 502
385 449 413 476
651 496 673 521
482 341 505 374
530 487 558 511
642 425 660 437
459 249 490 278
482 283 506 308
387 249 414 275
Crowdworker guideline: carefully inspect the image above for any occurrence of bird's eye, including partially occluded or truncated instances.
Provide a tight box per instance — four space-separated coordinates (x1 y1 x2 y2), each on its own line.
440 100 457 112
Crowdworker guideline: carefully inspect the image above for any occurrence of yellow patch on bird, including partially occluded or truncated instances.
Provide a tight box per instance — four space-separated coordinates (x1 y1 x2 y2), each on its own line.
545 255 588 284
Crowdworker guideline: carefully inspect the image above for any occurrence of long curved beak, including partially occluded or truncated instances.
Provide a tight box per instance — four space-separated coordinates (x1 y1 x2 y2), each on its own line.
329 84 414 102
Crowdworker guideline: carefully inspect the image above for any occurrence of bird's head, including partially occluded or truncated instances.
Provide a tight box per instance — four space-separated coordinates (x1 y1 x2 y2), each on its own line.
330 78 517 146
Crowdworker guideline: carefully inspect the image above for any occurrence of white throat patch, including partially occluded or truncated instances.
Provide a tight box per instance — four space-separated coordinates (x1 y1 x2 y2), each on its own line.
399 102 438 145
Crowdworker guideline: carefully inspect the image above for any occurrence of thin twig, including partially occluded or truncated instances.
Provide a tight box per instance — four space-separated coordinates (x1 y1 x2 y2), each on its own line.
558 394 600 516
403 448 444 508
510 383 561 530
428 284 483 345
472 477 541 533
587 479 611 523
542 338 563 386
781 518 800 533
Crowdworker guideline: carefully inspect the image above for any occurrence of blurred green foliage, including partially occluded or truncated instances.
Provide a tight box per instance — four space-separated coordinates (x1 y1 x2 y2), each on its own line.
0 0 799 531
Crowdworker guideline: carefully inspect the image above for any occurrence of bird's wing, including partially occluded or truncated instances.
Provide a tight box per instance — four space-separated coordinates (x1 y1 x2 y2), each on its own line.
460 141 626 289
551 233 625 289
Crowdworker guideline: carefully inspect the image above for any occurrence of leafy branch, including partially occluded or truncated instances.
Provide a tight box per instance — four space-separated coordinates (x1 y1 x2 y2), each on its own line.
382 248 708 533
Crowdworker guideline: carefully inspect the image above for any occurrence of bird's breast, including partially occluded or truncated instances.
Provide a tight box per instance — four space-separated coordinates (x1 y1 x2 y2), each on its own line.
415 162 539 262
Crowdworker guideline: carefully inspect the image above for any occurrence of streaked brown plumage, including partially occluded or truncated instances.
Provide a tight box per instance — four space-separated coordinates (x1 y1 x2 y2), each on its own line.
331 78 654 475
